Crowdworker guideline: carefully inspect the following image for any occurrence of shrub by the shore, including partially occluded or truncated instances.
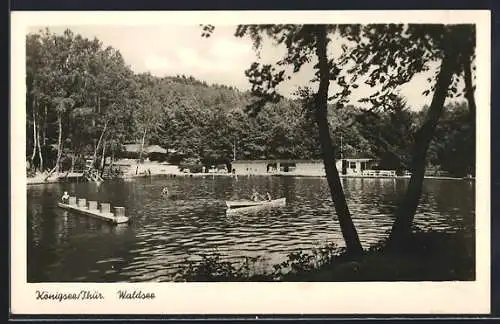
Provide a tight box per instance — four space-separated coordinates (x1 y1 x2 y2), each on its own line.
174 227 474 282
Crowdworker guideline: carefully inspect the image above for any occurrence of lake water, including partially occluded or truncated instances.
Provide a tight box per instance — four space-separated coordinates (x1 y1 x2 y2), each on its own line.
27 175 475 282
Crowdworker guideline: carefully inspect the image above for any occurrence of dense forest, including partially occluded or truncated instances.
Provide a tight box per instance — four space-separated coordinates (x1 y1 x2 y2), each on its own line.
26 28 475 177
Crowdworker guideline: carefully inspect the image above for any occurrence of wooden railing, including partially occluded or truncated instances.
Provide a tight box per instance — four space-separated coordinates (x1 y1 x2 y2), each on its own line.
361 170 397 177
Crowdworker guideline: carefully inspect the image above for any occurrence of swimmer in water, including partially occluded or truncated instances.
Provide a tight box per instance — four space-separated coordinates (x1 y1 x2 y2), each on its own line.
161 187 169 196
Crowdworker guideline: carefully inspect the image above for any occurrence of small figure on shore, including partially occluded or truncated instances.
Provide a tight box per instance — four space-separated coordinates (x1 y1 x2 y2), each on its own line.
61 191 70 204
265 192 272 201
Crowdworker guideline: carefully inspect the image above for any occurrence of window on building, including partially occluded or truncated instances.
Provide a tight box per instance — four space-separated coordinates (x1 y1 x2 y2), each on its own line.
350 162 356 169
281 163 296 172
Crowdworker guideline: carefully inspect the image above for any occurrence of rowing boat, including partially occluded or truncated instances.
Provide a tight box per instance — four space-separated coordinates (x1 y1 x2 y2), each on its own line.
225 197 286 214
57 202 130 224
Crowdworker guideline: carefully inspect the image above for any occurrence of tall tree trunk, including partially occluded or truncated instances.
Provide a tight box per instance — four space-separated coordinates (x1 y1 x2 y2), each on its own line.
139 127 147 162
388 45 459 250
70 151 75 173
92 94 98 127
30 98 37 165
43 104 47 147
92 120 108 168
136 127 147 175
462 54 476 176
314 25 363 256
57 116 62 174
110 144 115 176
45 114 63 180
100 137 107 177
55 115 63 173
92 94 99 157
70 144 78 173
37 120 43 172
40 104 47 171
463 54 476 120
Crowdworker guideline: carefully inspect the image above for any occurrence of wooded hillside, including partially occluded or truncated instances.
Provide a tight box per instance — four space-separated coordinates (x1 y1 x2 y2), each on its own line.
26 28 475 177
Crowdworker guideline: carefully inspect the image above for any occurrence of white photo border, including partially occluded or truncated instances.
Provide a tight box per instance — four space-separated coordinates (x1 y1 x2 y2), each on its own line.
11 10 491 315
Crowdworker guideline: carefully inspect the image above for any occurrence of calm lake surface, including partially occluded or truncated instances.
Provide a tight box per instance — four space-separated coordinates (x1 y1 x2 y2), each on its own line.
27 175 475 282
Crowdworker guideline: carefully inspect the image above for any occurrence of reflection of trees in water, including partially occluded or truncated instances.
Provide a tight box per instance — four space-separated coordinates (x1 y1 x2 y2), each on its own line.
29 214 132 281
28 182 135 281
415 180 475 231
430 180 474 213
281 176 296 200
344 179 402 216
54 211 69 245
113 224 130 235
220 176 289 201
281 177 330 203
28 203 43 246
342 178 475 234
28 188 63 281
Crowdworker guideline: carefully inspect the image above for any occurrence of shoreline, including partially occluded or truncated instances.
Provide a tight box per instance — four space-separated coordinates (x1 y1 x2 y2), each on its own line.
117 172 474 181
27 171 474 185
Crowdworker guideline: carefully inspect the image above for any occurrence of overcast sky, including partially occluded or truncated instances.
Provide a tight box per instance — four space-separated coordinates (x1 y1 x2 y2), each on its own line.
29 25 444 110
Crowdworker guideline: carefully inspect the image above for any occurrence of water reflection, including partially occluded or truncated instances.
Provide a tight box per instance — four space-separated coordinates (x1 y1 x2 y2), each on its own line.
27 176 475 282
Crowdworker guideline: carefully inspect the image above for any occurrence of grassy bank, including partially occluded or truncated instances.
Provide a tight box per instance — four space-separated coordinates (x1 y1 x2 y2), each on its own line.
174 227 475 282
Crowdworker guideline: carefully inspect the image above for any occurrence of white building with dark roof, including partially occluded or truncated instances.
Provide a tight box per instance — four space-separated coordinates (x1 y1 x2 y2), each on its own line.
231 158 378 176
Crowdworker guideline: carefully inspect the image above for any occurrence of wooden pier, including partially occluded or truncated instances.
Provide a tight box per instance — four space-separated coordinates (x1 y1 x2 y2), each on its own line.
57 196 129 224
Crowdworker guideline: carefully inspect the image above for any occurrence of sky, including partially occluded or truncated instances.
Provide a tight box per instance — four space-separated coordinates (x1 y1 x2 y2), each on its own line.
29 25 446 110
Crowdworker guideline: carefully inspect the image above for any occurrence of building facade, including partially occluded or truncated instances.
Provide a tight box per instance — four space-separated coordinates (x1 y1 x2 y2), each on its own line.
340 158 374 175
231 158 377 176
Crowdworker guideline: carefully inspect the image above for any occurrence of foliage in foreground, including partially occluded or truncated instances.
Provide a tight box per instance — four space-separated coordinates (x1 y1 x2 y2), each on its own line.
173 227 474 282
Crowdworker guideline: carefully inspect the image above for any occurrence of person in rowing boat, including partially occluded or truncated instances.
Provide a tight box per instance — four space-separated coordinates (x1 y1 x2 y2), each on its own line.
250 189 272 202
61 191 70 204
250 188 260 201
